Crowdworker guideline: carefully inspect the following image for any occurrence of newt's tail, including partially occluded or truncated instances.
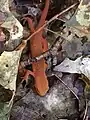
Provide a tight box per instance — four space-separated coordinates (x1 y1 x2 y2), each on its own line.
37 0 50 29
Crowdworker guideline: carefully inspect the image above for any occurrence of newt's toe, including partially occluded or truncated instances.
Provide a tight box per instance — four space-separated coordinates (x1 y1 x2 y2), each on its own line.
22 70 35 81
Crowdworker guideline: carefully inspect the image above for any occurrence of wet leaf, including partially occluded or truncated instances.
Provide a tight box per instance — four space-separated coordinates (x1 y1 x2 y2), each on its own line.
54 56 90 82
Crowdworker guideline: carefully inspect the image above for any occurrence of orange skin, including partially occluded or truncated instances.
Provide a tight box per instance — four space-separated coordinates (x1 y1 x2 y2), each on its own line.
23 0 50 96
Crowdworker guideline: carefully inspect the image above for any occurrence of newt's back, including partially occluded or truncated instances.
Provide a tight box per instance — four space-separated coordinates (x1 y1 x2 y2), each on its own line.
30 0 50 96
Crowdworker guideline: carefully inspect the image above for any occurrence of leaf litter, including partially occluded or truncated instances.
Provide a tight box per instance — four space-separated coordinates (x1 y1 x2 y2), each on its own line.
0 0 90 119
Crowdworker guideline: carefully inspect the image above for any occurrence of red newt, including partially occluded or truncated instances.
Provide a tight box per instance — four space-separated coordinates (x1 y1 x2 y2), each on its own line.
23 0 50 96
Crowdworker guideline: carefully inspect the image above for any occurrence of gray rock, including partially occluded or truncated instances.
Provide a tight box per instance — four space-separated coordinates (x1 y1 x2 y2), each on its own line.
10 75 80 120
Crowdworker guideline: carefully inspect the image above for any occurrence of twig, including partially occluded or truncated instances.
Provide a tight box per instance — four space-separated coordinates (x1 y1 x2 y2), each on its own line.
24 2 78 42
13 89 30 105
83 98 88 120
15 1 79 55
20 49 51 67
18 3 79 67
54 74 79 100
44 28 62 36
30 29 65 61
83 90 89 120
20 35 64 67
55 17 67 22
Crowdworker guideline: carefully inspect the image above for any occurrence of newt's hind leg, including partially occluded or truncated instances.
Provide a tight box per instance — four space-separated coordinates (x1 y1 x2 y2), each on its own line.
23 17 35 33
